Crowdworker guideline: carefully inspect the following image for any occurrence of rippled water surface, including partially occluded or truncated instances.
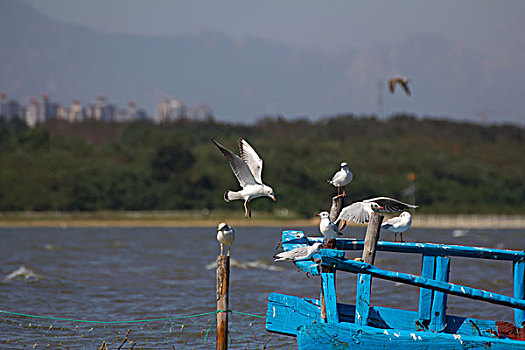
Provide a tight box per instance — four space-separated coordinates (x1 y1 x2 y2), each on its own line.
0 226 522 348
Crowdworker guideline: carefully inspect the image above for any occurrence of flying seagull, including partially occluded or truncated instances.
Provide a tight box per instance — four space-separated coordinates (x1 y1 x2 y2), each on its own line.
274 242 323 262
389 76 411 96
381 211 412 242
327 162 353 197
318 211 343 239
211 138 276 218
336 197 418 229
217 222 235 256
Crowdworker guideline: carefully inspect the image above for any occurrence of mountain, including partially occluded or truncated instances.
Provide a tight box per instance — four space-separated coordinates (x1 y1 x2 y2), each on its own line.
1 0 524 124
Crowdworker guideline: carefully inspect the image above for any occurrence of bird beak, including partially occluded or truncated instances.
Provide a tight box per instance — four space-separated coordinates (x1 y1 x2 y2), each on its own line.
379 206 384 210
271 196 276 201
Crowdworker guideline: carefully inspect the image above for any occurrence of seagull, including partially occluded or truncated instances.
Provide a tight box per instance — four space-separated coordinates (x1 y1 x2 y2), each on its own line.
381 211 412 242
318 211 343 239
389 76 411 96
217 222 235 256
327 162 353 197
211 138 276 218
274 242 323 262
336 197 418 229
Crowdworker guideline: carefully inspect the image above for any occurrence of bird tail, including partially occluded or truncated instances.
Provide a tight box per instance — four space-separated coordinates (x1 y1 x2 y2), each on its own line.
326 180 332 184
224 190 242 202
381 223 392 230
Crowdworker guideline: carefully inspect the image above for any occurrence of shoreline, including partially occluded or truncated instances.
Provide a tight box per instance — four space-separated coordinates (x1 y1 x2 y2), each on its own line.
0 212 524 229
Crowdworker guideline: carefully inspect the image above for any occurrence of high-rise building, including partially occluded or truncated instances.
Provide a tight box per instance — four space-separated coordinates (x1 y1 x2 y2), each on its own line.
155 98 186 124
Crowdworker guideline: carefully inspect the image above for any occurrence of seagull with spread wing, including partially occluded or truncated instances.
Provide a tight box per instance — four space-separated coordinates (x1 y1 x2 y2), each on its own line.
389 76 411 96
336 197 418 229
211 138 276 218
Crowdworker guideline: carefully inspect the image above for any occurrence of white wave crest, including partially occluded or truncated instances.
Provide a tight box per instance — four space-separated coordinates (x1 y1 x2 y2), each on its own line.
206 258 284 271
4 266 40 282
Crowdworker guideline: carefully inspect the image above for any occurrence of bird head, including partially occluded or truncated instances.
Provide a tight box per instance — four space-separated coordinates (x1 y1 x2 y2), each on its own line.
370 203 384 212
312 242 323 251
217 222 229 231
317 211 330 219
340 162 348 168
264 185 276 201
400 211 411 218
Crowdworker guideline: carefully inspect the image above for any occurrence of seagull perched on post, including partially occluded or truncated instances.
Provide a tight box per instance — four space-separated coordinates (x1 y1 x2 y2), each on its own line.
336 197 418 230
382 211 412 242
217 222 235 256
388 76 411 96
317 211 343 239
327 162 353 197
211 138 276 218
274 243 323 262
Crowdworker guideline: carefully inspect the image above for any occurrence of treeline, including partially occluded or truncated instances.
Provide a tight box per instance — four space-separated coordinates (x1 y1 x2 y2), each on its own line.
0 114 523 216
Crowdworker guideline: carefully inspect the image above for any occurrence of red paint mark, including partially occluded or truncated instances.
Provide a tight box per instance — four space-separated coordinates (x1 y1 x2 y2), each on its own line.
496 321 525 341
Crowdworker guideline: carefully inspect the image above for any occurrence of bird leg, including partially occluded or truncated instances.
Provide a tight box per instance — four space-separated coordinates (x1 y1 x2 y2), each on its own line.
338 220 347 231
244 201 251 218
220 244 224 256
227 246 231 256
400 233 404 243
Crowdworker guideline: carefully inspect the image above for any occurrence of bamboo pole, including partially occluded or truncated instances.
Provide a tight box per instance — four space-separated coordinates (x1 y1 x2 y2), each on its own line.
216 255 230 350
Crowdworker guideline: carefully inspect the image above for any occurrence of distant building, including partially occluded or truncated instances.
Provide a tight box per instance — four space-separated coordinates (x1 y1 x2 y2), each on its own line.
0 93 21 121
155 98 186 123
187 103 214 121
39 94 59 122
25 97 40 127
68 100 84 122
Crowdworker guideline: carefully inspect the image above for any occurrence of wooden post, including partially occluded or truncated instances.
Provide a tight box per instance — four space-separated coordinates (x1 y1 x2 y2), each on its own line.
361 212 384 264
217 255 230 350
321 194 345 322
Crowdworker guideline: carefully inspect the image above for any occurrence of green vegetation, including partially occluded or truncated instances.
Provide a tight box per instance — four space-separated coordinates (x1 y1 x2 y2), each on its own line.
0 114 523 216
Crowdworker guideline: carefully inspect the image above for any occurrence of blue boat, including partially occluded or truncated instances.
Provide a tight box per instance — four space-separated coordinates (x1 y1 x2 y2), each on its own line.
266 230 525 349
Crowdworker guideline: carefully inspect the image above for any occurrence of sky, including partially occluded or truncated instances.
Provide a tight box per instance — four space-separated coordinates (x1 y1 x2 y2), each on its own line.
25 0 525 54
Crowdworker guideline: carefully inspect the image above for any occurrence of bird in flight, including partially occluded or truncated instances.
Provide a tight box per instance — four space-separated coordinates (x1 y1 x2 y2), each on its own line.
389 76 411 96
211 138 276 218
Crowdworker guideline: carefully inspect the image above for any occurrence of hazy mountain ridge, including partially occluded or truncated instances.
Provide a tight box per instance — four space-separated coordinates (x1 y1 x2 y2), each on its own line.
1 0 523 124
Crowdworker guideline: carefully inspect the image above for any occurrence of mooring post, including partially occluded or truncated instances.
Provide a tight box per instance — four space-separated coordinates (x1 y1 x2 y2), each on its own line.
216 255 230 350
361 212 384 264
321 194 345 322
355 212 383 326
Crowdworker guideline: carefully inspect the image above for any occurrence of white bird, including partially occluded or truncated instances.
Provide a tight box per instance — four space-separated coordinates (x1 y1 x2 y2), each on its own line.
274 242 323 262
318 211 343 239
212 138 276 218
381 211 412 242
389 76 411 96
327 162 353 197
217 222 235 256
336 197 418 228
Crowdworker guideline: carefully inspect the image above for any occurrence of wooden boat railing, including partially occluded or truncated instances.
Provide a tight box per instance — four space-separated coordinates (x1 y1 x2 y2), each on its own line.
280 230 525 329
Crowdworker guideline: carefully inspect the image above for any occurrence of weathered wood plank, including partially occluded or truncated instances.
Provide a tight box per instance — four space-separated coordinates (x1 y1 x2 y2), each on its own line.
361 212 384 264
430 256 450 331
216 255 229 350
356 273 371 326
515 260 525 326
322 257 525 310
321 272 339 324
266 293 502 338
418 255 436 322
296 322 525 350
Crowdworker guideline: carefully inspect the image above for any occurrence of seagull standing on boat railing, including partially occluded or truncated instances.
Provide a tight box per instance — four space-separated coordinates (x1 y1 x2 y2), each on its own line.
336 197 418 230
211 138 276 218
317 211 343 239
217 222 235 256
382 211 412 242
327 162 353 197
274 243 323 262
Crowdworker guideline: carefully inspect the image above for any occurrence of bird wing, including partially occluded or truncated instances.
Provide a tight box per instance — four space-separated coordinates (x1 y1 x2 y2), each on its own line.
382 215 403 229
364 197 418 212
330 222 343 236
337 202 370 224
388 78 396 94
211 138 257 187
238 138 264 183
329 170 344 184
400 81 411 96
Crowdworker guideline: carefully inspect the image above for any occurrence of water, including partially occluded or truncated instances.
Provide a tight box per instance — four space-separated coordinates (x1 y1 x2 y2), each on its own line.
0 226 522 349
